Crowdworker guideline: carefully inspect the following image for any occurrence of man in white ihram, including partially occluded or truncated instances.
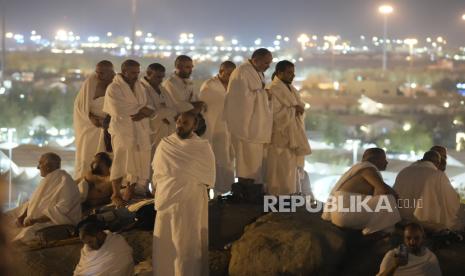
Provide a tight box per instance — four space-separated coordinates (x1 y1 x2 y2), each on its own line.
265 60 311 195
103 59 154 207
224 48 273 185
322 148 400 235
152 111 215 276
8 152 81 243
141 63 179 153
394 150 462 231
162 55 204 113
74 219 134 276
198 61 236 195
73 60 115 179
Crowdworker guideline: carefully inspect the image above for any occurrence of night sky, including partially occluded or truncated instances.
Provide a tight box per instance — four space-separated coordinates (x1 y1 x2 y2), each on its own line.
3 0 465 45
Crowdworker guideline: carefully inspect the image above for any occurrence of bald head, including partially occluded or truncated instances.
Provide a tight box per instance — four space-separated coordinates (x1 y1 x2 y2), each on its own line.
430 145 447 171
38 152 61 177
362 148 388 171
251 48 273 73
175 55 193 79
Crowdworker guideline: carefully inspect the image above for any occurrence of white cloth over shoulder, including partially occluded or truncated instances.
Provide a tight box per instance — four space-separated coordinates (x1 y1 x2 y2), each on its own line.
103 74 151 185
10 169 81 242
74 231 134 276
321 162 401 234
377 247 442 276
152 133 215 276
141 78 178 151
265 78 311 195
394 161 462 230
224 60 272 143
162 73 196 107
73 73 106 178
199 76 234 193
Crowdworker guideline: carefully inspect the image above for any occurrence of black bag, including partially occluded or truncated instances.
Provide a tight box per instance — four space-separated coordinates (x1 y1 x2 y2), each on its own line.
231 182 264 204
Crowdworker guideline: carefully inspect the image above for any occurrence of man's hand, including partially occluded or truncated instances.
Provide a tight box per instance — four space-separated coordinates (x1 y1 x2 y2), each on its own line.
394 253 408 267
191 101 206 114
162 118 170 125
131 107 154 121
294 105 305 116
122 184 135 202
111 194 127 208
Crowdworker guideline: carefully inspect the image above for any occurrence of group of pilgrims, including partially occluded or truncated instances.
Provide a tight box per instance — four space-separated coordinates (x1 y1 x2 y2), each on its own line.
2 47 463 275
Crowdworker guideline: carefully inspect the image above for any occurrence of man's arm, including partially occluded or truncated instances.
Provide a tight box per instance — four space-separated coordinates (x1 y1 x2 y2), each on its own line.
361 168 391 196
23 215 51 227
131 106 155 121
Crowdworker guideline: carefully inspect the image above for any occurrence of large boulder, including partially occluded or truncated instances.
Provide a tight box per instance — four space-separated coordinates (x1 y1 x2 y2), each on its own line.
10 230 153 276
229 209 347 276
209 199 264 249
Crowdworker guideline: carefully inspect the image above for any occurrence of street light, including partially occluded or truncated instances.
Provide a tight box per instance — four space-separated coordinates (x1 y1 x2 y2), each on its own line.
462 13 465 21
378 4 393 72
130 0 137 56
297 33 310 51
404 38 418 90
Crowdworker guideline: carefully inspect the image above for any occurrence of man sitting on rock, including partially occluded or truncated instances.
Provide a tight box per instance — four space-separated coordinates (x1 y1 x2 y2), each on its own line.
74 218 134 276
377 222 442 276
322 148 400 235
76 152 114 208
394 150 462 232
7 152 81 243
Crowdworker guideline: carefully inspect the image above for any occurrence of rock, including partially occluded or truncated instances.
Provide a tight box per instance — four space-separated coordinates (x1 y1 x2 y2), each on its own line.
209 249 231 276
11 230 153 276
229 209 347 276
435 243 465 276
209 199 264 249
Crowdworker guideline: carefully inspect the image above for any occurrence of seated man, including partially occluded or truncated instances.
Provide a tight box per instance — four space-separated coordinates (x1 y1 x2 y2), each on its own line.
76 152 113 208
7 152 81 243
322 148 400 235
394 150 461 231
377 223 442 276
74 219 134 276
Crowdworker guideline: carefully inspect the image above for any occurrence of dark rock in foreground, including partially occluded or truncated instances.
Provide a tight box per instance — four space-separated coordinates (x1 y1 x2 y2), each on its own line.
229 209 346 276
10 201 465 276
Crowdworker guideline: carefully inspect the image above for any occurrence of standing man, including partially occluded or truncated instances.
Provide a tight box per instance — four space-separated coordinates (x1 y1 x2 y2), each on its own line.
265 60 311 195
199 61 236 195
103 59 154 207
152 111 215 276
141 63 179 152
224 48 273 185
162 55 204 113
73 60 115 179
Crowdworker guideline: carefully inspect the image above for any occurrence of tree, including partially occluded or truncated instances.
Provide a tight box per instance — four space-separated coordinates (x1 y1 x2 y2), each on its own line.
377 125 432 153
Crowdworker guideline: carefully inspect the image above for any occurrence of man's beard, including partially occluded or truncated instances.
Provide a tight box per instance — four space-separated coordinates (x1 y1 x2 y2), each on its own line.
176 128 192 139
178 72 191 79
